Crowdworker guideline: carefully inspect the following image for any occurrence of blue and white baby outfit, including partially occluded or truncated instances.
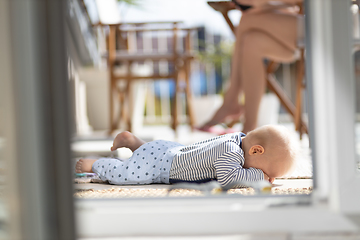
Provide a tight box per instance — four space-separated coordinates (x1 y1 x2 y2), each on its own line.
92 132 264 187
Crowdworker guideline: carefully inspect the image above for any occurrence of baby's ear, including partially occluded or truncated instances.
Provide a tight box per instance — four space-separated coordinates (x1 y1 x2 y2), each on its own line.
249 145 265 155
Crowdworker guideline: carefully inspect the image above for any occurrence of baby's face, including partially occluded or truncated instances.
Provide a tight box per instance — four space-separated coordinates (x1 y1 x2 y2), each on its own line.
243 154 270 175
244 154 287 179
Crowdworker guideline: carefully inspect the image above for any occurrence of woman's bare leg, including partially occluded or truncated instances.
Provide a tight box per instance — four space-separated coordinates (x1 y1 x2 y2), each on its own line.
198 24 245 129
241 30 296 133
238 11 298 51
200 11 298 130
111 131 146 152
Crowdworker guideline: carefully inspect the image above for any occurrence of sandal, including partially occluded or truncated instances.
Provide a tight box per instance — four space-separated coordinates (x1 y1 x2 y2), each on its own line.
195 124 228 135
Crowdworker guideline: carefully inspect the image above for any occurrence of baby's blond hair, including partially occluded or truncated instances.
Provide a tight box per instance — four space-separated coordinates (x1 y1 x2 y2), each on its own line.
246 125 299 177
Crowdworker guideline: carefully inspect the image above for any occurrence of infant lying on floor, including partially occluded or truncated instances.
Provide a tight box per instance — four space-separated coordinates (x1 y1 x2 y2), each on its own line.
75 125 297 187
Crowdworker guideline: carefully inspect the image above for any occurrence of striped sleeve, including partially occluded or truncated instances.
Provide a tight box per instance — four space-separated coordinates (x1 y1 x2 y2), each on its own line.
214 151 264 187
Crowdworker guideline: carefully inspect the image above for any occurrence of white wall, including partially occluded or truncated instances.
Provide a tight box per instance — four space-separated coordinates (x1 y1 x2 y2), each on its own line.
79 67 110 131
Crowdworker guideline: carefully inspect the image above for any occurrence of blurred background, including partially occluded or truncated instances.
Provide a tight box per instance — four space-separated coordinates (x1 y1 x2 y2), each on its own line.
69 0 307 155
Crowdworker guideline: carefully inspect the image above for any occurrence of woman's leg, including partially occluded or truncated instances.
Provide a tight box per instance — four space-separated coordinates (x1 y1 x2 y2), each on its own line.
238 11 298 52
198 21 245 129
199 11 298 130
241 30 296 133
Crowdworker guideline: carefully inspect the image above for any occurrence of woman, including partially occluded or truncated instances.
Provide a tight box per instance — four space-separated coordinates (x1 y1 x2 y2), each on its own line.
199 0 303 133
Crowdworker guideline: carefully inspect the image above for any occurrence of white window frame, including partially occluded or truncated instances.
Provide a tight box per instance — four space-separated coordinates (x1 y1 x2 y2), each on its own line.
75 0 360 237
307 0 360 213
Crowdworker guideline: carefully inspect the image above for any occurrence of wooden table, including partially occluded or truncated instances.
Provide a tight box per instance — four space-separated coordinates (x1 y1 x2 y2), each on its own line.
208 1 237 34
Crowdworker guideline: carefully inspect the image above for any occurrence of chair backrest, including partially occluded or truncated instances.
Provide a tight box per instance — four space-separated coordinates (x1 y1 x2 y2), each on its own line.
113 22 183 53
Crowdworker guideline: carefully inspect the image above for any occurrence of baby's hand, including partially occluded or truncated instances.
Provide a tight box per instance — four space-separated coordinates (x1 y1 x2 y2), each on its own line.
263 173 275 183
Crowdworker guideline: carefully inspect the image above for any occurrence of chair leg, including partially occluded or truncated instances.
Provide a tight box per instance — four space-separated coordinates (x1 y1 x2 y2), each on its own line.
295 49 306 139
123 61 133 132
115 84 126 131
267 73 296 117
125 80 132 132
184 59 195 130
109 66 115 135
108 26 117 135
266 73 308 134
266 60 308 138
172 71 179 132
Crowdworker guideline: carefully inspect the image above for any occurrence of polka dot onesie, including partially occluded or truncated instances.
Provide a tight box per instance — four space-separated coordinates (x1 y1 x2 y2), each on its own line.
92 140 184 185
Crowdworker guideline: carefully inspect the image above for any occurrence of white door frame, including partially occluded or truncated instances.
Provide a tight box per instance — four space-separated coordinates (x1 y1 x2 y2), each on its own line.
1 0 76 239
76 0 360 237
305 0 360 213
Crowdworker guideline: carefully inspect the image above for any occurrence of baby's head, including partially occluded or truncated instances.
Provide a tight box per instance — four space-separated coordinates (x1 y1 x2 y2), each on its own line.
242 125 298 179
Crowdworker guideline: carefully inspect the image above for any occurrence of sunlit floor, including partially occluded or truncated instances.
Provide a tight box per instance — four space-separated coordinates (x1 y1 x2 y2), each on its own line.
73 179 313 199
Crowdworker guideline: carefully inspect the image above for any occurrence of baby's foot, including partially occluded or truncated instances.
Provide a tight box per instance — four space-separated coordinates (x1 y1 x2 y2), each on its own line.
111 131 137 151
75 158 98 173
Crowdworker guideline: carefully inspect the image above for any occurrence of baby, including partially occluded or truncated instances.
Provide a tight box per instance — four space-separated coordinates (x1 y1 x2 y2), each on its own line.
75 125 297 187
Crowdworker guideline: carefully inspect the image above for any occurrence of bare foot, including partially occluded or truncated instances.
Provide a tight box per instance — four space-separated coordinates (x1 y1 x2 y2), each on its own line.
111 131 145 152
199 104 244 130
75 158 98 173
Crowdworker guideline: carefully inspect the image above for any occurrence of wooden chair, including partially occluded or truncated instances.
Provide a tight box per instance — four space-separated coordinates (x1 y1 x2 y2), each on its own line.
97 22 197 133
208 1 308 138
